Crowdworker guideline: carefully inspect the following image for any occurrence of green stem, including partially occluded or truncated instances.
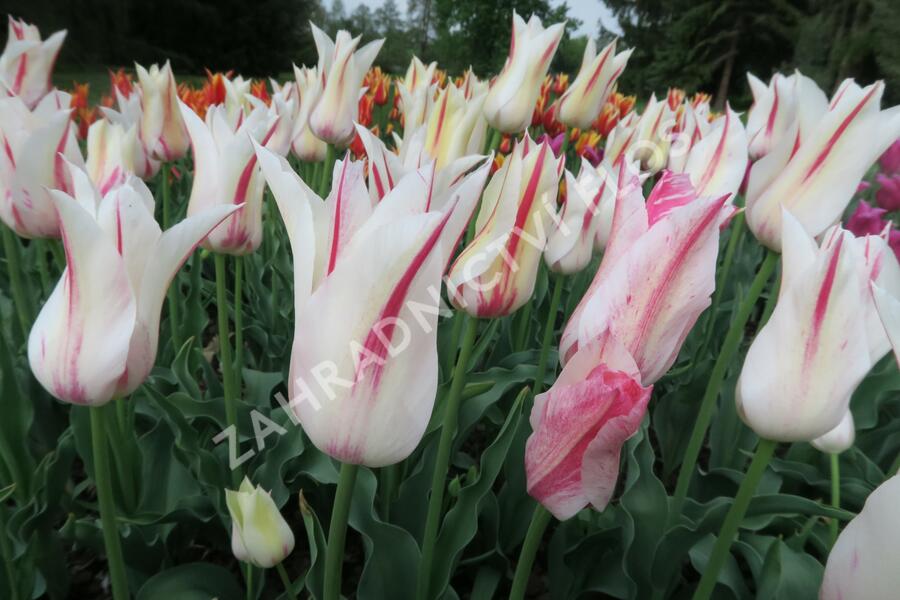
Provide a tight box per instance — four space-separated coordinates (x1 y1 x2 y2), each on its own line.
215 254 239 486
276 562 298 600
234 256 244 397
533 273 564 396
417 316 479 600
509 504 553 600
692 438 777 600
90 406 130 600
1 225 31 341
35 240 50 296
0 325 29 503
670 250 779 517
323 462 359 600
0 508 19 600
162 169 182 352
245 563 253 600
830 453 841 546
443 312 465 382
379 464 398 521
512 301 533 352
559 127 571 158
700 212 745 353
483 127 502 155
105 401 137 513
318 145 336 198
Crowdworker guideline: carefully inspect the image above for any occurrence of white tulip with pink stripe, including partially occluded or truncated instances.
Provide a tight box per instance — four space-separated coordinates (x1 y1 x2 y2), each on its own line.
560 169 732 385
0 17 65 109
675 106 748 201
255 144 489 466
557 39 632 131
27 164 239 405
137 61 190 162
745 70 827 161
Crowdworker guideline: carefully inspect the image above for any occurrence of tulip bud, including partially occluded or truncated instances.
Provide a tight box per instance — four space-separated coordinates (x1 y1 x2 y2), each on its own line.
745 79 900 251
736 212 875 441
811 411 855 454
226 478 295 568
136 61 190 161
27 165 238 405
447 135 564 317
820 474 900 599
308 24 384 146
85 119 139 195
557 39 632 131
255 144 488 466
0 17 66 109
560 169 731 385
180 102 278 255
483 12 565 134
526 334 651 520
290 65 328 162
0 94 83 238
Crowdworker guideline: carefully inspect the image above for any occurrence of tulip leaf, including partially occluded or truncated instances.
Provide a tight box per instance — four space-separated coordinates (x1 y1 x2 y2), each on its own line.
299 491 327 599
136 562 242 600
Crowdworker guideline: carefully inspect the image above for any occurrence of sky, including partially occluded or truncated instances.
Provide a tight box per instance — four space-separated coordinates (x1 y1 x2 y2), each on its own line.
335 0 623 38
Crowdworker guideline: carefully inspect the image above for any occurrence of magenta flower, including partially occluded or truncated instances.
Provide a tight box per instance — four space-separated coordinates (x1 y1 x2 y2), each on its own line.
846 200 889 237
880 138 900 175
876 173 900 212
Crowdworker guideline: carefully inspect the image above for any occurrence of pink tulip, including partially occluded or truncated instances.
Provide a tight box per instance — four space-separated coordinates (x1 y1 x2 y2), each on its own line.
745 79 900 251
0 93 83 238
255 144 488 466
0 17 65 109
525 334 651 520
879 138 900 175
560 169 731 385
875 173 900 212
846 200 889 237
28 165 238 405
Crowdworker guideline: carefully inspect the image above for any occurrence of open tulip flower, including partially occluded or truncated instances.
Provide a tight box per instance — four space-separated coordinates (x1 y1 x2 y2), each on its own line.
136 61 191 161
0 93 83 238
226 478 295 568
666 102 711 173
403 56 437 95
526 333 651 520
27 163 238 405
737 212 900 442
0 17 66 109
420 83 488 170
820 474 900 599
603 110 640 168
560 169 732 385
483 12 565 134
308 24 384 146
670 105 748 200
291 65 328 162
745 79 900 251
631 93 676 173
101 89 161 179
447 134 564 318
256 144 489 466
557 39 632 131
180 101 279 255
85 118 141 195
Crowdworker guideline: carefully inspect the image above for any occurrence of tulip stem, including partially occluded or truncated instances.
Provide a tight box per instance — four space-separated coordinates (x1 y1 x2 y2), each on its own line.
830 453 841 546
215 253 239 487
90 406 130 600
700 212 745 354
671 250 779 518
379 463 398 520
34 240 51 296
0 507 19 600
161 168 182 352
246 564 253 600
275 562 298 600
692 438 777 600
1 225 32 341
318 144 336 198
417 316 479 600
324 462 359 600
533 273 564 396
234 256 244 396
509 504 553 600
484 128 502 156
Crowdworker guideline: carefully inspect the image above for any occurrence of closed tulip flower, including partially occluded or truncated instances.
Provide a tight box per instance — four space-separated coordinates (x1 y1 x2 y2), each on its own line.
811 411 855 454
745 71 827 161
557 39 632 131
483 12 565 134
398 80 436 133
560 169 732 384
421 83 488 170
291 65 328 162
226 478 294 568
255 145 488 466
28 165 238 405
604 111 639 168
180 102 278 255
820 474 900 600
255 87 296 157
631 94 676 173
678 106 748 201
745 79 900 251
101 90 161 180
875 173 900 212
308 24 384 146
525 334 651 520
0 94 83 238
544 159 616 274
85 119 139 195
403 56 437 95
137 61 190 161
879 138 900 175
0 17 66 109
667 103 711 173
736 213 878 441
447 135 564 318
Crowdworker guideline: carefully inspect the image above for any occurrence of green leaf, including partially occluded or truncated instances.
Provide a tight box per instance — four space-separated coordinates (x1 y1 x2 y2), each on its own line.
136 562 242 600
